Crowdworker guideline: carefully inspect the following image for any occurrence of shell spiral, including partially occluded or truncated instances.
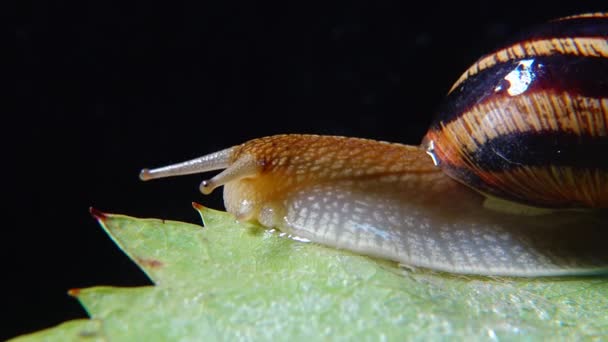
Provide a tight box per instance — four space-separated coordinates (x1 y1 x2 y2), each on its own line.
423 13 608 208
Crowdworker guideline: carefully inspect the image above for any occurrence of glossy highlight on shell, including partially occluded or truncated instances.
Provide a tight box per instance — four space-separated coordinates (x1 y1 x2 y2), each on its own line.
423 13 608 208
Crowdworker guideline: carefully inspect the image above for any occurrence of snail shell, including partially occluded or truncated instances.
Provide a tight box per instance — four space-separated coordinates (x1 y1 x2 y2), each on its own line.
423 13 608 208
140 13 608 277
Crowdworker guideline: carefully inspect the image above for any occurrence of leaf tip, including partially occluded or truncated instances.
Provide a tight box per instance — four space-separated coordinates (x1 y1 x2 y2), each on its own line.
192 202 205 211
68 288 81 297
89 207 107 221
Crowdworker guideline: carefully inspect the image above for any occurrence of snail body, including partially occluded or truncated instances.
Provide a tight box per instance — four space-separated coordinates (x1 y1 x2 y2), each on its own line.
140 13 608 277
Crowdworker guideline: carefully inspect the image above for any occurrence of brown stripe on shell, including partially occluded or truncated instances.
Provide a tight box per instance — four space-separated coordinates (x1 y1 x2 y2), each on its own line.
449 12 608 92
467 131 608 170
445 165 608 208
449 37 608 93
423 92 608 208
427 92 608 154
436 54 608 129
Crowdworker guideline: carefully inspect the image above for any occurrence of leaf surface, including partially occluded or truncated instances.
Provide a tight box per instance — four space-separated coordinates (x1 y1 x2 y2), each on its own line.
12 204 608 341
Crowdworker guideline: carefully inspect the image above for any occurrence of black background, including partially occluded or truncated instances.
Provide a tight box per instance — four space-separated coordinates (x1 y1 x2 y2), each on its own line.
12 2 602 339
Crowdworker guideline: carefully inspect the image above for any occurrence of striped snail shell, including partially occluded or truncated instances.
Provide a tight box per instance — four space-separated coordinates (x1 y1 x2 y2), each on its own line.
140 13 608 277
423 12 608 208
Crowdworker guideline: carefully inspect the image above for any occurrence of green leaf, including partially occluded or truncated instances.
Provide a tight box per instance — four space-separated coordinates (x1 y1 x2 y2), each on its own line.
11 204 608 341
10 320 105 342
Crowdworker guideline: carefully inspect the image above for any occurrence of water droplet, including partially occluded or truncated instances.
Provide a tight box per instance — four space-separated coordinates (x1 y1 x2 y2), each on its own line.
425 140 440 166
504 59 536 96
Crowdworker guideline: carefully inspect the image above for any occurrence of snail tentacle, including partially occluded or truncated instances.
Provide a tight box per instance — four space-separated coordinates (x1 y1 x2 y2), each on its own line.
139 147 235 181
199 153 261 195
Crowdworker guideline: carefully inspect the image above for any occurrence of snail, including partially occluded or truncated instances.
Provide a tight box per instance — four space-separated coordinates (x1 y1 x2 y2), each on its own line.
140 13 608 277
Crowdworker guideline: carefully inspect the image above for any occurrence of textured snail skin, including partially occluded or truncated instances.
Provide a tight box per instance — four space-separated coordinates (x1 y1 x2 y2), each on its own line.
139 13 608 277
141 135 608 276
